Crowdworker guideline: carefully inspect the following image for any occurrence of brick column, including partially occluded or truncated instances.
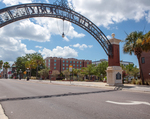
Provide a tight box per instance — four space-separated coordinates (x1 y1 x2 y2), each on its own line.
106 33 123 86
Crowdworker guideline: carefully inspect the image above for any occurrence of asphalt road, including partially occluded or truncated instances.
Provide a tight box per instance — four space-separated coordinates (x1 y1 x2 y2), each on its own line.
0 79 150 119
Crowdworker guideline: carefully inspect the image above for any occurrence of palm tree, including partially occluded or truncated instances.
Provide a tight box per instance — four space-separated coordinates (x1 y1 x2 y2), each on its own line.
123 31 150 85
3 62 10 79
32 55 45 79
0 60 3 71
25 60 36 77
0 60 3 78
81 64 95 80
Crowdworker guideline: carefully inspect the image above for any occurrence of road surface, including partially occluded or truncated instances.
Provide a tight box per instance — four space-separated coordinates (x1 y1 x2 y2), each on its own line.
0 79 150 119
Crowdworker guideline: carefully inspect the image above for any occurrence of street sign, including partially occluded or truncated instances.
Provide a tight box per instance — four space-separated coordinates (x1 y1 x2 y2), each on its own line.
69 65 72 72
24 71 26 74
49 70 52 74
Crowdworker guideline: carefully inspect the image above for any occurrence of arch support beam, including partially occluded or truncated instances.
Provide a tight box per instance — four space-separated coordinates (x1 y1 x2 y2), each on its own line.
0 3 112 56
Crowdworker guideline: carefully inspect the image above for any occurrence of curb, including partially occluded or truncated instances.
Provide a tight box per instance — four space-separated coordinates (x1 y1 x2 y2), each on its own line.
0 104 8 119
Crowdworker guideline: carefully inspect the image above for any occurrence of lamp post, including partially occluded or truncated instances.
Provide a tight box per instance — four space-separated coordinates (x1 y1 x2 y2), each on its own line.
19 69 22 80
26 68 30 81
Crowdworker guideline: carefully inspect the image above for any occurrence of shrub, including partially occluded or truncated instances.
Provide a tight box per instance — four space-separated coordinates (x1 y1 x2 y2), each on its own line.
131 79 136 84
31 76 36 80
136 79 142 85
145 79 150 85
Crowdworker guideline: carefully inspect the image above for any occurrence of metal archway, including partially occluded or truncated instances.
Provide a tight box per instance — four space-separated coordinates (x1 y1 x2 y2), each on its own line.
0 1 112 56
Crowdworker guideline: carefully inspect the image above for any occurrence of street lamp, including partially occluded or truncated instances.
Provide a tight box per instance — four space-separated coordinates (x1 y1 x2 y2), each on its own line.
26 68 30 81
19 69 22 80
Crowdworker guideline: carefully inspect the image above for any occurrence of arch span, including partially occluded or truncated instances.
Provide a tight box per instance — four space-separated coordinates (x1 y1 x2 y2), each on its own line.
0 3 112 56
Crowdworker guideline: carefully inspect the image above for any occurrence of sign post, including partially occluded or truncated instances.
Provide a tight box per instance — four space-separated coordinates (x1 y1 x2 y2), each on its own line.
49 70 52 83
69 66 72 84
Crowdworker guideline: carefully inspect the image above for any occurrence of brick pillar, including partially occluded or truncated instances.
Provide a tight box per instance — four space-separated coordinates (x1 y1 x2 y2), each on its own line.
108 34 121 66
106 33 123 86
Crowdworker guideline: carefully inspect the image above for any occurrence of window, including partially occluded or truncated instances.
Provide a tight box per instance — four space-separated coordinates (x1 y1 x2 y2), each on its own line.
48 63 50 66
141 57 145 64
73 64 75 67
77 65 78 67
54 60 56 62
66 61 68 63
54 67 56 70
63 64 65 66
80 61 82 64
70 64 72 66
87 62 89 64
54 63 56 66
66 64 68 66
63 67 65 70
80 65 82 67
77 61 79 63
73 61 75 63
63 60 65 63
66 67 68 70
70 61 72 63
49 59 50 62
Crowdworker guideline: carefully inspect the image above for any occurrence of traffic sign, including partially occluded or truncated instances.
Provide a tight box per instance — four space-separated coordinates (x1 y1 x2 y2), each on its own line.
69 65 72 72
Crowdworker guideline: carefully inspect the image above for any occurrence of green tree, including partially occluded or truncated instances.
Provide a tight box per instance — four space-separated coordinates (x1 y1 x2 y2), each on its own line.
38 68 50 80
25 60 36 77
95 61 108 80
81 64 95 80
15 53 45 78
32 54 45 79
52 70 60 80
0 60 3 72
130 66 139 79
3 62 10 78
123 31 150 84
62 70 70 80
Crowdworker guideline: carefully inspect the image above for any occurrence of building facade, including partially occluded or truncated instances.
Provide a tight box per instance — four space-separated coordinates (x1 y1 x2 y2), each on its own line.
140 51 150 80
92 59 133 66
45 57 92 73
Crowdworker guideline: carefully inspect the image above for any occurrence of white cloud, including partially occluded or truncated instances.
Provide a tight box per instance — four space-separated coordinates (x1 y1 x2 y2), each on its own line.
39 46 78 59
1 0 32 6
88 45 93 48
107 35 112 39
1 19 51 42
0 36 36 61
35 18 85 41
35 46 42 49
45 0 49 3
146 11 150 23
63 36 70 42
72 43 93 50
72 0 150 28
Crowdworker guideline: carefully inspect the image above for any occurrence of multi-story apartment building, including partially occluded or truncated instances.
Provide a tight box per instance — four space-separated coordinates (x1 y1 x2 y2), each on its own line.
45 57 92 73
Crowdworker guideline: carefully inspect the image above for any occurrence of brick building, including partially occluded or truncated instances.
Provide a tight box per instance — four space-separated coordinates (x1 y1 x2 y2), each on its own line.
140 51 150 80
45 57 92 73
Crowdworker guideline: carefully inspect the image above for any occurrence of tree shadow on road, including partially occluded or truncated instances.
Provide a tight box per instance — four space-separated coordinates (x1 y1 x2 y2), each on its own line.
0 89 120 102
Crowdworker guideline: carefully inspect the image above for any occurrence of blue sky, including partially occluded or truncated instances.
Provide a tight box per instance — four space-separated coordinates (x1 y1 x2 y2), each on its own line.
0 0 150 67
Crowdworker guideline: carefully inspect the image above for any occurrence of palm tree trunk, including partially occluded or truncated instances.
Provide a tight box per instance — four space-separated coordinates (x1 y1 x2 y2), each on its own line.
137 55 145 85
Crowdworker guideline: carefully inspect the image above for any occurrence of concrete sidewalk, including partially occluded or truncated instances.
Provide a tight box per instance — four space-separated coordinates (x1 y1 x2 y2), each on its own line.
28 79 150 93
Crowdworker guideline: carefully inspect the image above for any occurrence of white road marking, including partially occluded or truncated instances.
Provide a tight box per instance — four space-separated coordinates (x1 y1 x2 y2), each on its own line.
106 100 150 106
0 104 8 119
